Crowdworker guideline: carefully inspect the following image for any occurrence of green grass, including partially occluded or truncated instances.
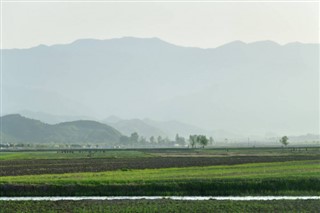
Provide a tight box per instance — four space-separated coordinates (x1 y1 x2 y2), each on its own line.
1 160 319 196
0 150 151 160
1 200 319 213
0 149 318 196
1 147 318 160
1 160 318 184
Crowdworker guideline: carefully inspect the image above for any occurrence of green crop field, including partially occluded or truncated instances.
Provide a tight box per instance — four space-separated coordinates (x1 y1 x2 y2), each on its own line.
1 199 319 213
0 150 150 160
1 159 319 196
1 160 319 184
1 148 319 211
1 147 318 160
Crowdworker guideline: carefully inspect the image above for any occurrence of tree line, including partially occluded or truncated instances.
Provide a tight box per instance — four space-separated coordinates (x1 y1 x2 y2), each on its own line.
118 132 214 148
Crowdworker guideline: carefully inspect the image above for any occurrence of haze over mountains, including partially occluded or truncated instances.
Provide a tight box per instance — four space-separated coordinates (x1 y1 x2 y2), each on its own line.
2 37 319 136
1 114 318 145
0 114 122 144
103 116 217 139
14 111 237 139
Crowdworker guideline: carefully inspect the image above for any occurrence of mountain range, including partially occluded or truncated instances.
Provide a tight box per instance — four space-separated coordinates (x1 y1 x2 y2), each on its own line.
15 111 241 139
103 117 167 138
2 37 319 135
0 114 122 144
1 114 318 145
103 116 217 139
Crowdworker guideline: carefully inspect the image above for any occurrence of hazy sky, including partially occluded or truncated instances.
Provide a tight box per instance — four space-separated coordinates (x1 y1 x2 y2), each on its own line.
2 1 319 49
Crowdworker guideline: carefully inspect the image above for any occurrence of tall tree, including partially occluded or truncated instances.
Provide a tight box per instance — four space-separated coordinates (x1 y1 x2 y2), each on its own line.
175 134 186 145
280 136 289 147
198 135 209 148
130 132 139 143
189 135 197 148
209 137 214 145
150 136 155 144
175 134 180 143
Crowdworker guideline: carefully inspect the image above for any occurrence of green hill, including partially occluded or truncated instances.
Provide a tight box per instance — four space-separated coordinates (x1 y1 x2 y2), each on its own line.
0 114 122 144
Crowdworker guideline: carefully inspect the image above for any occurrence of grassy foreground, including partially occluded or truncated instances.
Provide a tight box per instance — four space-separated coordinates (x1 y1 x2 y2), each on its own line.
0 200 319 213
1 160 319 196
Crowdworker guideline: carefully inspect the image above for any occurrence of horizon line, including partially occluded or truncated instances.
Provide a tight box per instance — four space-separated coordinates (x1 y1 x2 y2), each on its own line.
2 36 319 51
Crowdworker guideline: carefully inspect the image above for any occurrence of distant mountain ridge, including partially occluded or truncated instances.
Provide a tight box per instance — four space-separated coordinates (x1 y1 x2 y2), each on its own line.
103 116 243 139
2 37 319 135
10 112 241 140
1 114 318 144
103 117 167 138
143 118 208 138
18 110 95 124
0 114 122 144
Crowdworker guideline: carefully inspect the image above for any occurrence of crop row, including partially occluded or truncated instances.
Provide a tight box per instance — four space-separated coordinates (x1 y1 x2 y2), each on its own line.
1 199 320 213
1 155 318 176
1 178 320 197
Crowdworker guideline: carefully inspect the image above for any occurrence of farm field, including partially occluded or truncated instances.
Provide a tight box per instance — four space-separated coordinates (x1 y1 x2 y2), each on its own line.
0 148 319 198
0 150 151 160
1 148 318 177
1 155 319 176
1 147 319 160
0 199 319 213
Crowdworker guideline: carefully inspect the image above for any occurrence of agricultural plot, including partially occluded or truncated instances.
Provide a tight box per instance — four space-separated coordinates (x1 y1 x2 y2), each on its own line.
0 148 319 199
1 160 319 196
1 147 318 160
0 199 319 213
0 150 150 160
146 147 320 157
1 155 318 176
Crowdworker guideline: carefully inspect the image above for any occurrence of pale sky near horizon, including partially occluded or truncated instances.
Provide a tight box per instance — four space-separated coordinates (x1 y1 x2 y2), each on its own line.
1 1 319 49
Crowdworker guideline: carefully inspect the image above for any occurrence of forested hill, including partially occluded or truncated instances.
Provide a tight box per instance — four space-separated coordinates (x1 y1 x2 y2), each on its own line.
0 114 122 144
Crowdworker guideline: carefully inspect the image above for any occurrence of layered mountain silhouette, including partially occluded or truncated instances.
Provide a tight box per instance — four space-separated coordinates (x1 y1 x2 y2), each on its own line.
0 114 122 144
2 37 319 135
103 116 216 138
12 112 239 140
103 117 166 138
1 114 318 144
